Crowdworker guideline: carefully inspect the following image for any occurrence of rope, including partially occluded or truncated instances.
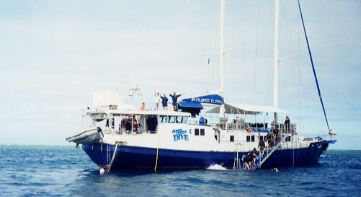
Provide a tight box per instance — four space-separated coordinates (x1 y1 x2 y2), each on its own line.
154 130 159 172
104 143 119 175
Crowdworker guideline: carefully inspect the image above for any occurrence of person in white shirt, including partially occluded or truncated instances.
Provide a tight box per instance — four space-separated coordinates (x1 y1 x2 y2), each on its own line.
154 91 161 111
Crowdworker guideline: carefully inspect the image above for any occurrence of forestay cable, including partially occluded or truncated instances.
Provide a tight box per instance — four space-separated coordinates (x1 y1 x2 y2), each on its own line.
297 0 330 131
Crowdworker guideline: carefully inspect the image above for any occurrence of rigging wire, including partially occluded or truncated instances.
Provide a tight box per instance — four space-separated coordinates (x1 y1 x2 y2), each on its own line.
207 19 220 92
297 2 305 134
257 4 274 106
240 1 251 104
253 0 261 105
298 0 330 131
122 1 169 84
279 1 304 132
197 0 216 95
110 1 158 81
297 2 302 133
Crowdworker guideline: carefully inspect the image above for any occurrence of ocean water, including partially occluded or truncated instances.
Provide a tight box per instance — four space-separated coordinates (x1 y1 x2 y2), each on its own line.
1 145 360 197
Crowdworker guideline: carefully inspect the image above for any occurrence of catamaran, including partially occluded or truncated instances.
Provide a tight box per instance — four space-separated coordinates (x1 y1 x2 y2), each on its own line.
66 0 336 170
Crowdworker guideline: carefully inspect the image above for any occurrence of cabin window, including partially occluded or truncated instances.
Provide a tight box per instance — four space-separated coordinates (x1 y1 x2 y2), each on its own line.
251 136 255 142
168 116 175 123
195 129 199 136
260 136 264 141
176 116 183 123
230 135 234 142
183 116 188 123
247 136 250 142
159 115 168 123
200 129 205 136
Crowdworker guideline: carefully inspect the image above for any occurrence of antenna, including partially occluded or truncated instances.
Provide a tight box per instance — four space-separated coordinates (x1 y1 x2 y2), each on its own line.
126 83 143 106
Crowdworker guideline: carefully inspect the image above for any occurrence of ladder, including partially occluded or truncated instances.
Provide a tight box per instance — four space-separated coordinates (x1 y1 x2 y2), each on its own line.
256 134 291 169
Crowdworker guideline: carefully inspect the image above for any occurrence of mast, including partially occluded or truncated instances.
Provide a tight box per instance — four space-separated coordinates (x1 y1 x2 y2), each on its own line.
273 0 280 122
219 0 225 117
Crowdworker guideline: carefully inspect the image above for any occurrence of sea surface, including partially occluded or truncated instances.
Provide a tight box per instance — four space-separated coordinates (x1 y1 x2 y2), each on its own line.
1 145 360 197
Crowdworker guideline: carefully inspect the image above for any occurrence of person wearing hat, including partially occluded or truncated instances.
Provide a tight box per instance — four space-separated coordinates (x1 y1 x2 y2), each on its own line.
284 116 291 133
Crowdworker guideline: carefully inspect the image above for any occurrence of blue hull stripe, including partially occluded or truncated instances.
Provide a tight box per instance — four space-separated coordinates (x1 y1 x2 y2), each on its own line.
82 141 325 169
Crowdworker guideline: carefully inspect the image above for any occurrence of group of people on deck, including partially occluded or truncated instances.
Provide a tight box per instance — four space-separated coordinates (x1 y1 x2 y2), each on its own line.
140 91 184 112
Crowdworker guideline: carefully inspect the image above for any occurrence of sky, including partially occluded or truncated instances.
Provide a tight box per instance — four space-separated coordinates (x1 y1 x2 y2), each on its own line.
0 0 360 150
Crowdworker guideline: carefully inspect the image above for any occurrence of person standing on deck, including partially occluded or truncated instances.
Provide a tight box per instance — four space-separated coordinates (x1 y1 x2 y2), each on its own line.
169 92 184 111
284 116 291 133
160 94 168 111
258 139 265 157
154 91 161 111
273 125 279 145
265 131 272 149
125 119 132 133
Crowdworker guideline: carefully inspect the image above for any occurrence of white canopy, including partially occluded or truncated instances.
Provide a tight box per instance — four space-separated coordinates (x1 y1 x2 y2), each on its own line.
206 103 289 115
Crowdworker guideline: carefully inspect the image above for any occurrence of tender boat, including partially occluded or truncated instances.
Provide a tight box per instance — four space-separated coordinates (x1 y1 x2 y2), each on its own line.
66 127 104 145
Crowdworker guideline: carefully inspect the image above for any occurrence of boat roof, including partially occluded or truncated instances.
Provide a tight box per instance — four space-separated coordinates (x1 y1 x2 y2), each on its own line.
85 108 191 116
206 103 290 115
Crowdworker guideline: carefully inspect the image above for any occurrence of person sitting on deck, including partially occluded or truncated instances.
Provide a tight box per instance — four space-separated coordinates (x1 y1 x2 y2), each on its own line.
243 154 250 170
248 153 254 169
245 153 252 170
139 102 147 111
253 152 259 166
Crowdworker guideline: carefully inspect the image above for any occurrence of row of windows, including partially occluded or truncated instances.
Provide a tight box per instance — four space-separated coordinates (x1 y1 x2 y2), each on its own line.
195 129 205 136
229 135 268 142
159 115 188 124
247 136 255 142
228 135 256 142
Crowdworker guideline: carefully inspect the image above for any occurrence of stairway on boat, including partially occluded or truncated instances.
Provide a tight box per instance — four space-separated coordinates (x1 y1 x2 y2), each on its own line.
256 134 291 169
